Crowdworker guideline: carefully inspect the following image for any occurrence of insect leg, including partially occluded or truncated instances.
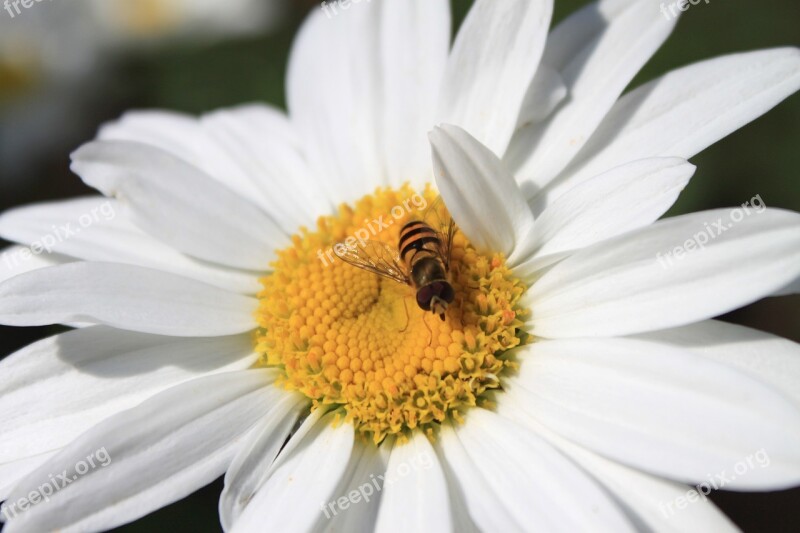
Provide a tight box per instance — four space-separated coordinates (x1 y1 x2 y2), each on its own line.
422 313 433 347
399 296 411 333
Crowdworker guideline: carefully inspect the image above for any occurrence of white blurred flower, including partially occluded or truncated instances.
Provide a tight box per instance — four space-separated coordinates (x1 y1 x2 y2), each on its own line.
87 0 285 48
0 0 286 188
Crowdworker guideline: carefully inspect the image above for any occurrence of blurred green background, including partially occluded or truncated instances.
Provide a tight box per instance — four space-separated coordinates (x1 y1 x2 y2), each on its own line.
0 0 798 531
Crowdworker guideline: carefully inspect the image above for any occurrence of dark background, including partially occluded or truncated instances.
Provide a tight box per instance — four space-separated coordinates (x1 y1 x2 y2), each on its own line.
0 0 798 531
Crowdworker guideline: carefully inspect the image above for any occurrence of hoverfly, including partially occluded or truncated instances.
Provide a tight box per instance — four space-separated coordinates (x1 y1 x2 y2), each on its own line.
334 197 456 321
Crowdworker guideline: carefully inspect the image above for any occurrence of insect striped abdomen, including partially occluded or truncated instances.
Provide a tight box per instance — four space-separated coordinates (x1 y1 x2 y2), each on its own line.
399 221 442 268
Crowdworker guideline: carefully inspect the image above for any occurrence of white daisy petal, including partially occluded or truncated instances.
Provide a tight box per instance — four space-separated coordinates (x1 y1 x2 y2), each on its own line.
287 0 450 200
71 140 287 270
509 250 572 285
512 157 694 276
559 448 739 532
538 0 638 72
633 320 800 411
773 276 800 296
0 197 261 294
374 431 451 533
200 105 333 230
0 262 258 336
286 4 385 205
231 412 355 533
546 47 800 201
443 409 635 532
219 391 308 531
380 0 450 189
98 110 269 205
506 338 800 490
498 399 738 533
0 452 57 502
99 107 330 231
438 0 553 156
1 370 277 533
527 208 800 338
429 441 481 533
515 64 567 129
0 245 68 285
507 0 677 189
430 124 535 256
435 423 520 532
0 326 257 465
316 441 389 533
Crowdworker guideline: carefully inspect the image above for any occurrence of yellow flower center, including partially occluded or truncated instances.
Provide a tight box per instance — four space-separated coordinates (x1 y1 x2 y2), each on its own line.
256 185 528 443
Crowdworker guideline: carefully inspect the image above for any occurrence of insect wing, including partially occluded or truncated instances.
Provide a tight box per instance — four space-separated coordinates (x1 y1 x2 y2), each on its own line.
421 195 456 270
334 240 410 285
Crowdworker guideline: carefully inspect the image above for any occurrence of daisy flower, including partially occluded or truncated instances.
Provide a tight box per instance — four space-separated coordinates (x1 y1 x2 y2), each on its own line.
1 0 800 531
0 0 285 186
85 0 285 47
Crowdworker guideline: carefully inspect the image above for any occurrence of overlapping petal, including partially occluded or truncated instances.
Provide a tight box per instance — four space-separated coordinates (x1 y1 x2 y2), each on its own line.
374 432 451 533
542 47 800 203
0 326 258 467
508 0 678 191
99 106 333 232
526 209 800 338
0 262 258 336
230 411 355 532
2 370 278 533
71 140 287 270
438 0 553 156
430 124 534 256
0 245 68 285
0 197 260 293
218 391 307 530
513 157 694 278
634 320 800 410
287 0 450 202
438 410 635 531
505 338 800 489
498 400 739 532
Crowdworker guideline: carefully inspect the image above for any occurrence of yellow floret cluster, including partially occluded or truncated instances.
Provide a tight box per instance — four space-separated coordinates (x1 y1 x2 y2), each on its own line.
255 185 528 443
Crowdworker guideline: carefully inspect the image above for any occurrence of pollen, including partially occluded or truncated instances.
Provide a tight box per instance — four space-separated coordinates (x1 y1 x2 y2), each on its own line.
255 185 528 443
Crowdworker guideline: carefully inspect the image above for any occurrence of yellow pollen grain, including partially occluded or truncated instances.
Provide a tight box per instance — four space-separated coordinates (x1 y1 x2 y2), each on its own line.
255 185 528 443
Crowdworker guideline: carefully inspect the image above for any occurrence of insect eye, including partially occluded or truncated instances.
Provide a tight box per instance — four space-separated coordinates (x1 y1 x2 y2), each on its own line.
416 286 434 310
440 283 455 304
